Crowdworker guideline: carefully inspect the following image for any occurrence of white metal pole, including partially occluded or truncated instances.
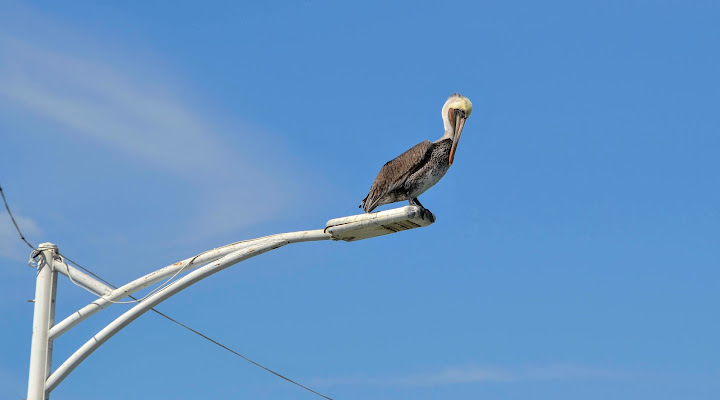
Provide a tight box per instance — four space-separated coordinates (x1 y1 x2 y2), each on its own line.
48 206 434 340
53 259 112 297
27 243 57 400
46 265 58 395
46 236 300 392
48 237 283 340
38 206 435 393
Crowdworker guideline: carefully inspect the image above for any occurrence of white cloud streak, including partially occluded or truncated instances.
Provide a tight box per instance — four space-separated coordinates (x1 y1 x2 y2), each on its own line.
0 25 307 237
312 364 626 387
0 37 230 177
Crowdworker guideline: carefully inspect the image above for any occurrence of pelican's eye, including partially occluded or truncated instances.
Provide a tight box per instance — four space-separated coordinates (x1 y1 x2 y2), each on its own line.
448 108 466 126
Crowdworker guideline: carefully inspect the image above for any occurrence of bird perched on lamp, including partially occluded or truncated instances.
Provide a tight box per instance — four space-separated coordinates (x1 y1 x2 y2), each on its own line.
360 93 473 213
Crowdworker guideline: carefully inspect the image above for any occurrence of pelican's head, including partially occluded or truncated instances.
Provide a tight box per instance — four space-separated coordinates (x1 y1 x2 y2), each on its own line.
441 93 472 165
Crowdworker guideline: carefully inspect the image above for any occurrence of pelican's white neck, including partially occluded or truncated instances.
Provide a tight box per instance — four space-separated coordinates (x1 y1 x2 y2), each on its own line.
437 126 454 142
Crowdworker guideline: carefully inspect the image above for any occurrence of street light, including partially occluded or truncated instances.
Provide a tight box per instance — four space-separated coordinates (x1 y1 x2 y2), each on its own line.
27 205 436 399
325 204 435 241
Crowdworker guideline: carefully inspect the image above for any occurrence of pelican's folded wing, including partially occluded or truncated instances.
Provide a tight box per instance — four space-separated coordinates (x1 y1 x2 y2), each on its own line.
362 140 434 212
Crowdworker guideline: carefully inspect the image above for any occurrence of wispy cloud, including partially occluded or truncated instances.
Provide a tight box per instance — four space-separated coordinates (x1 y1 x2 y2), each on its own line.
312 364 627 387
0 12 315 237
0 36 239 179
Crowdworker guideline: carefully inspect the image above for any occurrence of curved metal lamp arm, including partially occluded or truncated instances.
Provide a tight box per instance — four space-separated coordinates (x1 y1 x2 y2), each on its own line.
47 230 330 392
28 205 435 399
50 234 301 339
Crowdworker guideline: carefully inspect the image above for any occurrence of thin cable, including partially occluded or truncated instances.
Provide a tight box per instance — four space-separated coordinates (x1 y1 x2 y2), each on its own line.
94 261 190 304
149 308 334 400
0 184 36 250
62 255 333 400
62 254 116 287
63 253 189 304
2 184 334 399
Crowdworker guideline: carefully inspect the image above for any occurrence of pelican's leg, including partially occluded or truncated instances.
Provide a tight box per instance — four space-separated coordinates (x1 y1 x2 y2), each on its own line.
412 197 425 208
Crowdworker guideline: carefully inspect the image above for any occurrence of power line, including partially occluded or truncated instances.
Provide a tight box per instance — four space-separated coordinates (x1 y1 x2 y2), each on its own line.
62 255 333 400
2 183 333 400
147 305 333 400
0 184 36 250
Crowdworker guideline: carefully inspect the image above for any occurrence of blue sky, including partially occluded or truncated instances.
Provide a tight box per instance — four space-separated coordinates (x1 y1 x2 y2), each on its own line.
1 1 719 399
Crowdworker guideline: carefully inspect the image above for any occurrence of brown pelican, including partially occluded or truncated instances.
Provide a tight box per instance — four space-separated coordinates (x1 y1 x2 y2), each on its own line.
360 93 473 213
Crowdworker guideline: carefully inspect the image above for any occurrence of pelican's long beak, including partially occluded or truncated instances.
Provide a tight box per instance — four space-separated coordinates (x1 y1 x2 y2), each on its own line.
448 110 466 165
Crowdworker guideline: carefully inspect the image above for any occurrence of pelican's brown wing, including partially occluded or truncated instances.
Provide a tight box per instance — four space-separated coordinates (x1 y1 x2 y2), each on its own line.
360 140 434 212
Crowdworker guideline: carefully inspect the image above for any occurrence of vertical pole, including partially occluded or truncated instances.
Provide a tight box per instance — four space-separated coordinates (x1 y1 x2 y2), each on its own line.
46 266 58 392
27 243 57 400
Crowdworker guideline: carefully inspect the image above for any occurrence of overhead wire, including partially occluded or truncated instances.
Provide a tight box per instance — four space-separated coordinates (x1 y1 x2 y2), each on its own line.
0 184 36 250
62 256 333 400
2 183 334 400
